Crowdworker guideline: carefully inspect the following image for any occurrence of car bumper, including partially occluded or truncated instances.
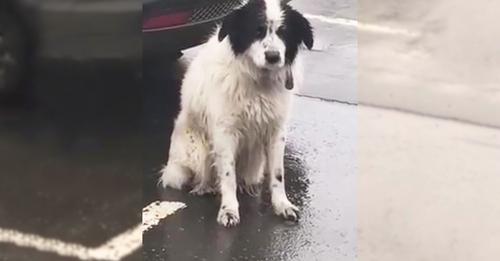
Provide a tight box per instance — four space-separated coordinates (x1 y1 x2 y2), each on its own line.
143 18 220 54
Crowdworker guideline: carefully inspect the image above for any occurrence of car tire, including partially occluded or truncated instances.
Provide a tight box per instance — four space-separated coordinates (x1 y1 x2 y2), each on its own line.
0 8 28 96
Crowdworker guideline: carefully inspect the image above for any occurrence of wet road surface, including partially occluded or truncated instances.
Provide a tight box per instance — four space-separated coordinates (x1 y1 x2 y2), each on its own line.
0 60 142 261
293 0 357 103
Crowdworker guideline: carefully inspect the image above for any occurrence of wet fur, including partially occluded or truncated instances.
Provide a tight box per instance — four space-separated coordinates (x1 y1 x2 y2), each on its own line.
160 0 313 227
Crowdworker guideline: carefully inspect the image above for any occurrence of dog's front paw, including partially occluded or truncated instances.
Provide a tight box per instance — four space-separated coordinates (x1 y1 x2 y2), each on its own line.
273 199 299 222
217 207 240 227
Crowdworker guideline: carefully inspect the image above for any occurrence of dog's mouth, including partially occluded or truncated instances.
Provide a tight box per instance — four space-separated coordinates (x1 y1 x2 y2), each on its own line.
259 67 294 90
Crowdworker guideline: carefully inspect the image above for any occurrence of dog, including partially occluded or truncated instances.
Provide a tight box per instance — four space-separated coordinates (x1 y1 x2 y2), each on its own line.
159 0 313 227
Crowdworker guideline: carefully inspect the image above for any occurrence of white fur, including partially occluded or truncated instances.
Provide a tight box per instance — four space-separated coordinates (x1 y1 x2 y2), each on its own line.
160 18 304 227
265 0 283 21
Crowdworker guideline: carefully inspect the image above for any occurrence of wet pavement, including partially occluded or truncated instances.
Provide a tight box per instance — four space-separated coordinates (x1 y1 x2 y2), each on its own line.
142 1 357 260
293 0 357 103
0 60 142 261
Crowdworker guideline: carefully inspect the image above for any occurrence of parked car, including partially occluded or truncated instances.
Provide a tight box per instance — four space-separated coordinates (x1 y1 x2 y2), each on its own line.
0 0 140 95
142 0 247 57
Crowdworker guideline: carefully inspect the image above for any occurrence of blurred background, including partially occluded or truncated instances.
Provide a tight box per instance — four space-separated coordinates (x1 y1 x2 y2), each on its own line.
0 0 140 97
1 0 142 260
358 0 500 261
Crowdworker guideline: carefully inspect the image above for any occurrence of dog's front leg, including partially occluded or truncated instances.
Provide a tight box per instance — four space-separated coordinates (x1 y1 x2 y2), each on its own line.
266 130 299 221
213 128 240 227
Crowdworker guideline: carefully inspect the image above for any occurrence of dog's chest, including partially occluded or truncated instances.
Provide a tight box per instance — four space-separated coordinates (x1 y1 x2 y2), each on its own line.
233 89 287 136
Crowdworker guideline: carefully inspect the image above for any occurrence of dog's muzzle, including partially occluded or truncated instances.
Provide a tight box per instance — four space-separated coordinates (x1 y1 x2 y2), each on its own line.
265 51 281 64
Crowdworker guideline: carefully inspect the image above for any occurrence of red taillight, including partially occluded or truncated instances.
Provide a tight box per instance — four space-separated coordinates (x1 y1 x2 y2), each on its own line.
142 11 192 30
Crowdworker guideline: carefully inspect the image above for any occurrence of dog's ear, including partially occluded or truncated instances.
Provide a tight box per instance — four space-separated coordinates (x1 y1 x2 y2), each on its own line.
285 7 314 50
295 11 314 49
218 12 235 41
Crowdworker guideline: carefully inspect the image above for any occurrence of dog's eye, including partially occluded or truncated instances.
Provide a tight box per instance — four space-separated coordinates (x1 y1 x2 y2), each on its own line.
256 25 266 37
276 25 286 36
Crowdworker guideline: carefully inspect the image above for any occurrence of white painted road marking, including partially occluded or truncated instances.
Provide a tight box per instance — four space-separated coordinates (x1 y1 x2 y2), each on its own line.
143 201 186 231
0 201 186 260
304 13 419 37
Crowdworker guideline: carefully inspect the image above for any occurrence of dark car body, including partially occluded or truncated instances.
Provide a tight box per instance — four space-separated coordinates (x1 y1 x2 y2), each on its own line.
1 0 141 94
142 0 246 54
5 0 141 60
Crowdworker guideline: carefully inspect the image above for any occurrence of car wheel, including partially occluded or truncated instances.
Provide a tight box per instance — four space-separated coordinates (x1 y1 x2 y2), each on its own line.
0 9 27 95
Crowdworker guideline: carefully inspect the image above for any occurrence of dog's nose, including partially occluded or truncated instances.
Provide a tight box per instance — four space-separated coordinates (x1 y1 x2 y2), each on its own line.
265 51 281 64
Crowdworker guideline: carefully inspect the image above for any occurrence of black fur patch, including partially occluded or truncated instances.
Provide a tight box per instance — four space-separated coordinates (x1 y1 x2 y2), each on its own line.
279 5 314 64
218 1 267 55
276 174 283 182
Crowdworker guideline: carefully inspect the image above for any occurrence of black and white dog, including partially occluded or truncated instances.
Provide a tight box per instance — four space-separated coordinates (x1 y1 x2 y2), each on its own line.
160 0 313 227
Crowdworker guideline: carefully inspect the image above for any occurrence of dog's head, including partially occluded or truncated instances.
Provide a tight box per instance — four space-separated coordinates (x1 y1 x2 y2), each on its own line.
218 0 313 70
